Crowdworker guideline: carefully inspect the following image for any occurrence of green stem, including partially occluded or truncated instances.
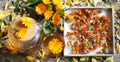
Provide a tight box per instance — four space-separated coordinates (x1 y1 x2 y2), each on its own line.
24 0 41 7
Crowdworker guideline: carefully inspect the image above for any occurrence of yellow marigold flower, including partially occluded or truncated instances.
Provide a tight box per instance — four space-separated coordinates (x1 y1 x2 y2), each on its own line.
52 14 61 26
55 4 62 11
35 3 47 15
21 17 33 28
42 0 51 4
47 38 64 54
44 9 53 20
52 0 61 5
15 28 27 39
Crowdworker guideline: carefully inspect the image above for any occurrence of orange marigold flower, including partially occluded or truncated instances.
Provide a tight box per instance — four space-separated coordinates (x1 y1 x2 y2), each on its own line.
55 4 62 11
15 28 27 39
47 38 64 54
44 9 53 20
42 0 51 4
52 0 61 5
52 14 61 26
35 3 47 15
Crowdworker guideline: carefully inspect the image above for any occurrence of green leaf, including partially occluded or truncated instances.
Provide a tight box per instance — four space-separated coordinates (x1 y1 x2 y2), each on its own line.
47 4 53 10
9 15 12 22
27 7 34 10
91 3 95 7
13 0 19 7
60 18 64 26
56 10 64 16
24 0 42 7
3 21 7 25
63 57 73 62
43 27 52 35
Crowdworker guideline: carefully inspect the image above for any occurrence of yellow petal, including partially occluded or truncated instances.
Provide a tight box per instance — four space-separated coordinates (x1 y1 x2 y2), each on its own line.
42 0 51 4
0 11 10 20
26 56 35 61
73 58 78 62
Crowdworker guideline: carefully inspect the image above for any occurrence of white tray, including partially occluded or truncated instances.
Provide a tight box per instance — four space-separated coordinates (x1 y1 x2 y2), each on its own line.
64 7 115 56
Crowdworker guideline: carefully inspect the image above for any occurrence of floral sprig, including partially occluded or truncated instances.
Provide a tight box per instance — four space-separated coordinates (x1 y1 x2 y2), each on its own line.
12 0 64 35
35 0 64 35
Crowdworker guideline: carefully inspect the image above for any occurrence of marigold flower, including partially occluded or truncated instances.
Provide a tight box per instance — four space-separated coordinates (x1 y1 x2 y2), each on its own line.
47 38 64 54
52 0 61 5
52 14 61 26
42 0 51 4
55 4 62 11
35 3 47 15
15 28 27 39
21 17 33 28
44 9 53 20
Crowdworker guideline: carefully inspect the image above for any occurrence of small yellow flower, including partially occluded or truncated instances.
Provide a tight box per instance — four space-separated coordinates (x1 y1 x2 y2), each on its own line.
55 4 62 11
47 38 64 54
44 9 53 20
15 28 27 39
52 14 61 26
21 17 33 28
35 3 47 15
52 0 61 5
42 0 51 4
60 26 64 31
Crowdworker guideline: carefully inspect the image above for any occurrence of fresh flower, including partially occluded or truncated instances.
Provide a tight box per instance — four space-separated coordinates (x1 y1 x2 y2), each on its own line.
42 0 51 4
21 17 33 28
52 14 61 26
15 28 27 39
47 38 64 54
44 9 53 20
55 4 62 11
60 26 64 31
52 0 61 5
35 3 47 15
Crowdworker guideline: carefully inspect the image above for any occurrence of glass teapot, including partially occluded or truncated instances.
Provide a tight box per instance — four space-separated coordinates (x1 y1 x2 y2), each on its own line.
4 17 41 53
